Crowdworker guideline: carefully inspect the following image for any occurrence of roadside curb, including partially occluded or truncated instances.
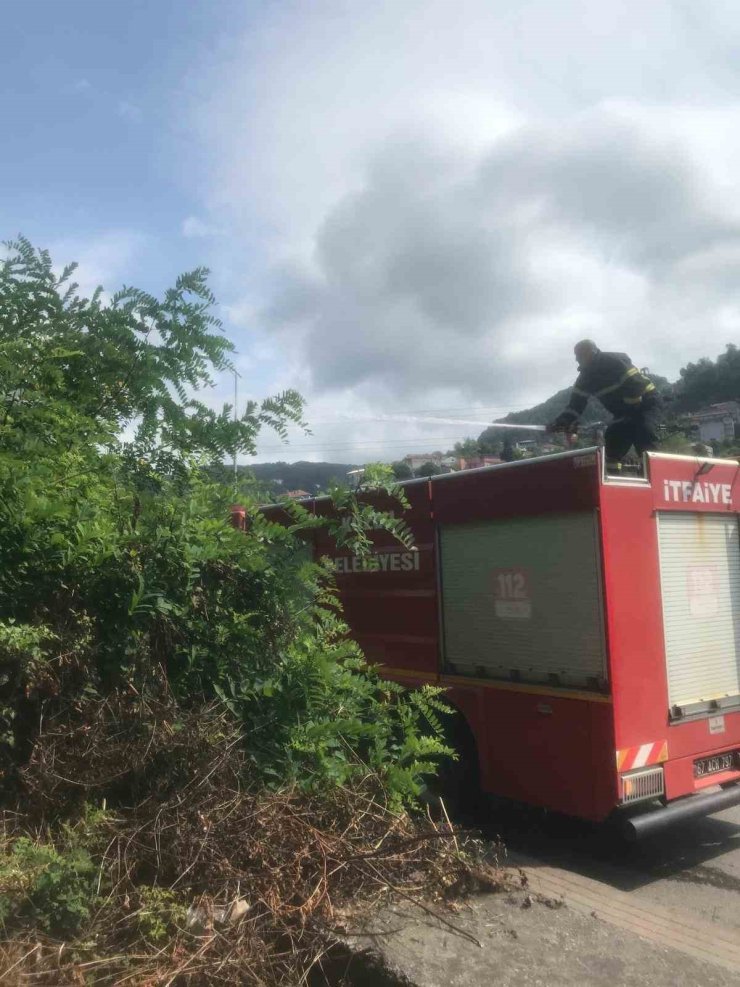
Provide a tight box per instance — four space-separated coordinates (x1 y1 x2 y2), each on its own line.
523 860 740 976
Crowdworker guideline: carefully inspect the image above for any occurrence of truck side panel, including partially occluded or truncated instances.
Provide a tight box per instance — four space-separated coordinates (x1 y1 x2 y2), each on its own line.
432 453 614 820
440 677 616 820
431 450 601 524
599 483 669 758
313 481 440 678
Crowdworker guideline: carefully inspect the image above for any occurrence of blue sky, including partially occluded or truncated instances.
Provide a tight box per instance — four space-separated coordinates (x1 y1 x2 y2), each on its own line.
3 1 740 463
0 0 243 290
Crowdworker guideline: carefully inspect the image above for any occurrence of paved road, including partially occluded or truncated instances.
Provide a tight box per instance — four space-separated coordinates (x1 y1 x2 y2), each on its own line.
480 797 740 933
348 800 740 987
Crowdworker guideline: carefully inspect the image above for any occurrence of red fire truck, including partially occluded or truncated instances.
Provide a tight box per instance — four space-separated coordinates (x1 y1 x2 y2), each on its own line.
264 449 740 838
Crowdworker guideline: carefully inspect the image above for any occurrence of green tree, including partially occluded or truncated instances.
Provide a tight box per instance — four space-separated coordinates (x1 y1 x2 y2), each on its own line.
415 460 444 477
0 238 449 803
0 236 304 465
450 437 479 459
500 438 518 462
477 430 501 455
391 460 414 480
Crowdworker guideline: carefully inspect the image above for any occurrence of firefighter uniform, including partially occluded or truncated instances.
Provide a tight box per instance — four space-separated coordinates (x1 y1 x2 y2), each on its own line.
552 351 661 463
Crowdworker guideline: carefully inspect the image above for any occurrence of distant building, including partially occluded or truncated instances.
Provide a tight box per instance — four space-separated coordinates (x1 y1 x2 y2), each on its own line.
285 489 311 500
404 452 444 471
457 455 503 470
689 402 740 444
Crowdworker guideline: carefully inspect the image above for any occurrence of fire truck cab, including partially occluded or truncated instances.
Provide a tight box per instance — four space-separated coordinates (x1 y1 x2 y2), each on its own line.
310 449 740 838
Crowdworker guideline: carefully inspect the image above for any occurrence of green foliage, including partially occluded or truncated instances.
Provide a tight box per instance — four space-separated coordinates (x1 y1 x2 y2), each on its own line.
0 622 50 751
391 459 414 480
276 463 414 557
214 574 450 801
415 460 444 477
326 462 415 555
478 431 501 455
0 442 448 799
450 437 480 459
0 236 305 463
0 837 96 935
0 239 451 810
136 886 188 944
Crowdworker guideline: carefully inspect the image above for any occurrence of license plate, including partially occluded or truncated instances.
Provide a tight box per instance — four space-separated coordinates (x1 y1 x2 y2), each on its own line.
694 751 739 778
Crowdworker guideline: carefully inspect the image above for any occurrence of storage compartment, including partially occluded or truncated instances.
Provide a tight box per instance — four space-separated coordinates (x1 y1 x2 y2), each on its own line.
657 512 740 716
439 512 607 689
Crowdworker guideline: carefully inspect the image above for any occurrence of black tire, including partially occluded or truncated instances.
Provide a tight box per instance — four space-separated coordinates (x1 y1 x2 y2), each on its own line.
421 708 481 821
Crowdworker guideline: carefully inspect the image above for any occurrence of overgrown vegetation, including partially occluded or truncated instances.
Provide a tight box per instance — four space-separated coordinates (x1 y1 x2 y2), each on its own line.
1 697 502 984
0 239 484 984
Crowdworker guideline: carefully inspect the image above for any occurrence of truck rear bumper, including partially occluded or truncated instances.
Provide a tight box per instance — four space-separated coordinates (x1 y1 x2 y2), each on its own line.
623 782 740 840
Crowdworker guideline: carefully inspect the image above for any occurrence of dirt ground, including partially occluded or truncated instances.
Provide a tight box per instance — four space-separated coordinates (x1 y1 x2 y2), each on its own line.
337 874 740 986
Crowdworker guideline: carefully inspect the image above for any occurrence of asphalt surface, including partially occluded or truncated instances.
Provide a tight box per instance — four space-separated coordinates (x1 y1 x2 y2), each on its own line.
479 796 740 933
348 884 740 987
339 800 740 987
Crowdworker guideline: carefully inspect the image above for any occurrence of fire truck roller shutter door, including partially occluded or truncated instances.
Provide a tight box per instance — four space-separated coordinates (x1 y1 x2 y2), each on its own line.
657 512 740 713
439 512 607 690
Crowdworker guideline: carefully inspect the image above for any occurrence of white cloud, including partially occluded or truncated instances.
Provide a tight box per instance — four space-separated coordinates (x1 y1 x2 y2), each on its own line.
117 100 142 122
69 78 92 95
182 216 219 239
189 0 740 462
48 230 145 303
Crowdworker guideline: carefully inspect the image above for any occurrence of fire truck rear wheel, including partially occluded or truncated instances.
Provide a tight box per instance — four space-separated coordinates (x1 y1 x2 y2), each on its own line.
421 710 481 820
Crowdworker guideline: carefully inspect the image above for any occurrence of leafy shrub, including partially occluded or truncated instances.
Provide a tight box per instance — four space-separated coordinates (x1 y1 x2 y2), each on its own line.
0 238 451 805
0 462 449 803
136 886 188 945
0 837 96 935
0 238 459 985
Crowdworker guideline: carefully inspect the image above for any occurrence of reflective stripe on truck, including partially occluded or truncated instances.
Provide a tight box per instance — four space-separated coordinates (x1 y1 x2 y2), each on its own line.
616 740 668 771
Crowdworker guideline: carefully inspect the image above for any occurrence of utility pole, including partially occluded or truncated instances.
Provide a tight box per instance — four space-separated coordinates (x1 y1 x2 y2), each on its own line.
233 368 241 492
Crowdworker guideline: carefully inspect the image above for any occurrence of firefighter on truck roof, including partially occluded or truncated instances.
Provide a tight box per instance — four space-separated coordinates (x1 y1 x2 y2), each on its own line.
548 339 662 469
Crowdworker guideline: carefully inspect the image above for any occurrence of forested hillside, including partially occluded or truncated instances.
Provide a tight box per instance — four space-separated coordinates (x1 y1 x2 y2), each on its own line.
248 459 358 493
208 461 358 498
